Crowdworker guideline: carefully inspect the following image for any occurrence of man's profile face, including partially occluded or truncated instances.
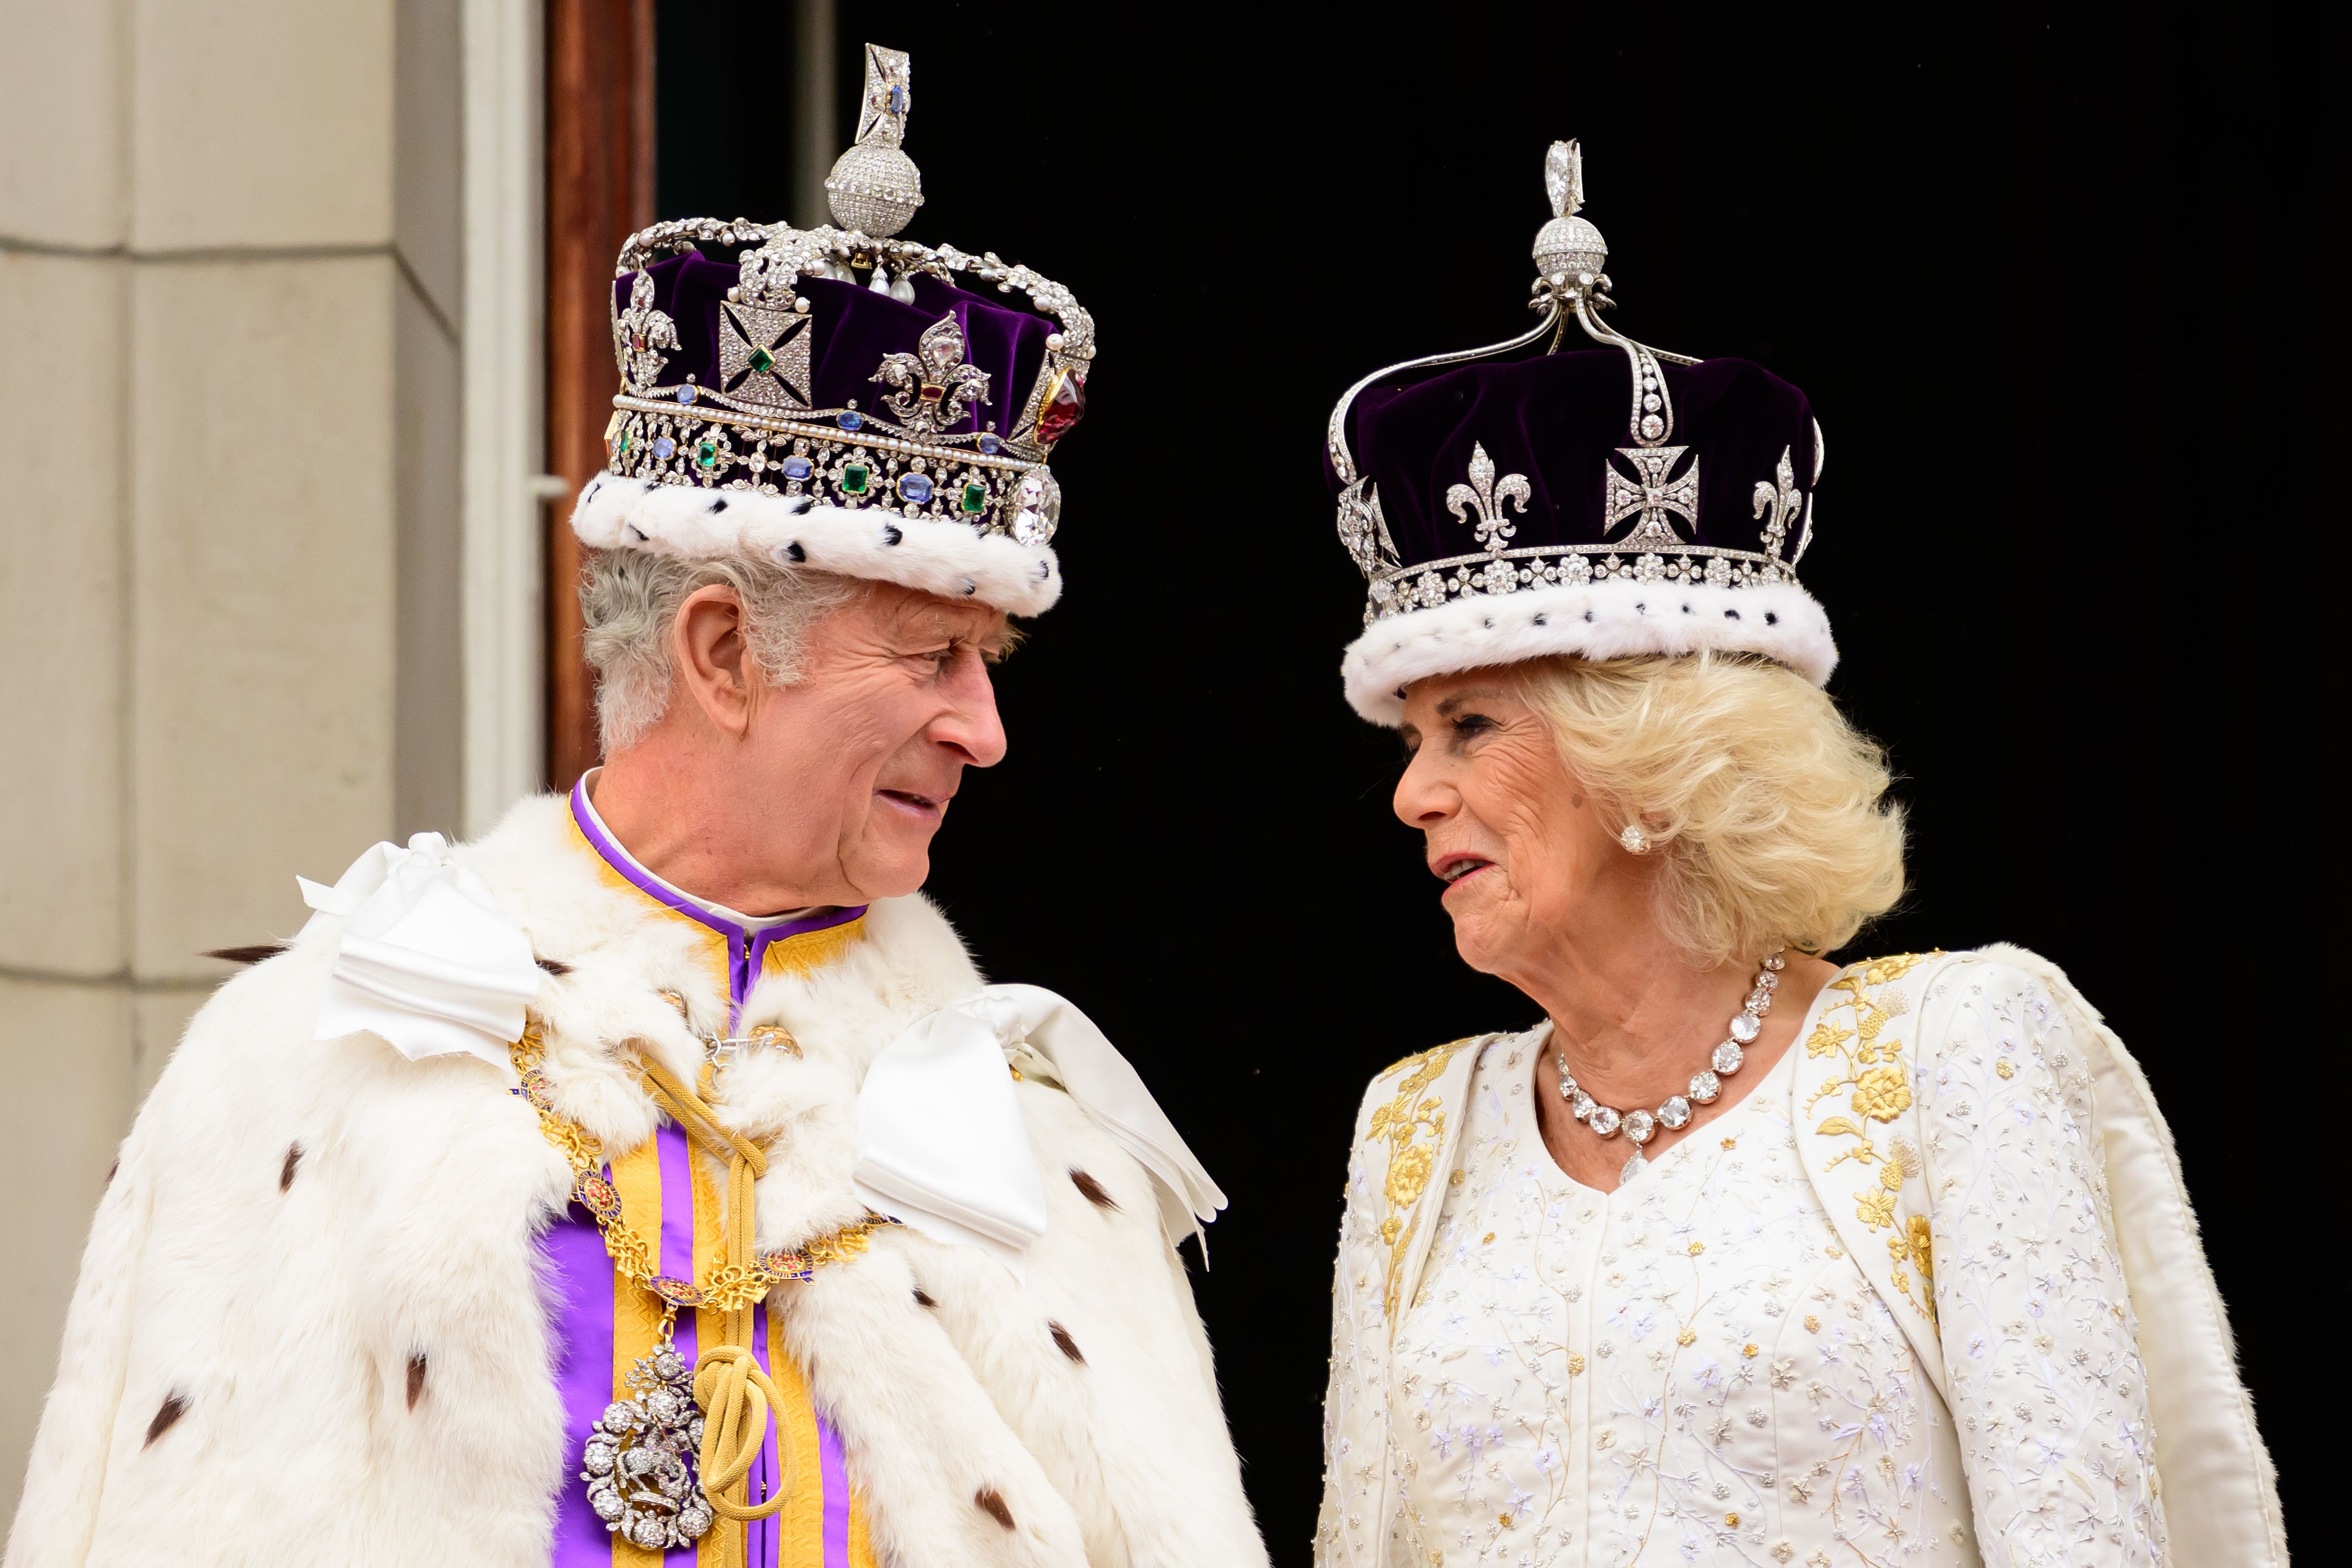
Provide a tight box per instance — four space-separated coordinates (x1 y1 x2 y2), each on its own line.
747 582 1010 903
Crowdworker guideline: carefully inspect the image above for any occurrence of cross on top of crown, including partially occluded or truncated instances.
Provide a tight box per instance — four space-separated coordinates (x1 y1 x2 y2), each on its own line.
854 44 912 150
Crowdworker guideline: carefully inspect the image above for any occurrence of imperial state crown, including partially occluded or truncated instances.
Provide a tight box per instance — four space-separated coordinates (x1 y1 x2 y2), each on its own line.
1325 141 1835 722
568 43 1092 617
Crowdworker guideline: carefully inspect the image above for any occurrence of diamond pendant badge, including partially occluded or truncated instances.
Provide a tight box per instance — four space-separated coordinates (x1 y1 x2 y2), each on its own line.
580 1348 714 1551
1621 1151 1647 1182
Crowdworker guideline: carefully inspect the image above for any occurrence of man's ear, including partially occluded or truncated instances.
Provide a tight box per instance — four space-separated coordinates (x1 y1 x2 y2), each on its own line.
672 584 756 738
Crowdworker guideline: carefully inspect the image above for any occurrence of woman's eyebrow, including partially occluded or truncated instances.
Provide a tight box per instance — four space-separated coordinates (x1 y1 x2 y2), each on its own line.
1435 688 1504 716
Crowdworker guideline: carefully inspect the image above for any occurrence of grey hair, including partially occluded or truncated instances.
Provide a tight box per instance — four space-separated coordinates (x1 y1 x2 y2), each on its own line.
579 548 860 753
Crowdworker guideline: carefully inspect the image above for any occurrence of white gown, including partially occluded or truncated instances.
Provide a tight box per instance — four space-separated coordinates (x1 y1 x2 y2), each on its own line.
1315 954 2250 1568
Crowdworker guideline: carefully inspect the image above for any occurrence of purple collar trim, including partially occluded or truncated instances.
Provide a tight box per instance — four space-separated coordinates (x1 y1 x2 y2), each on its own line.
569 777 867 1028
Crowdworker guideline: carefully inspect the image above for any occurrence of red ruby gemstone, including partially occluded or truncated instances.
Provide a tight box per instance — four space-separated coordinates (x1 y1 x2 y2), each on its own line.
1035 368 1086 445
919 382 946 402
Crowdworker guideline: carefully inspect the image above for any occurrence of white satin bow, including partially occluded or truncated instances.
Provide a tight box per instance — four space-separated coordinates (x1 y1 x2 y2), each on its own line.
852 984 1226 1270
299 834 543 1072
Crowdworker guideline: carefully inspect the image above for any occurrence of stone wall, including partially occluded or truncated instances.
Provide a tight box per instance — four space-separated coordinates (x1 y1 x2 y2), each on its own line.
0 0 467 1523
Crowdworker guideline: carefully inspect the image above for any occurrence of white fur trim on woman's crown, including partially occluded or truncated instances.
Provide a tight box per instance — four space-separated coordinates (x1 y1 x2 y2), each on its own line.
570 474 1063 617
1340 576 1837 725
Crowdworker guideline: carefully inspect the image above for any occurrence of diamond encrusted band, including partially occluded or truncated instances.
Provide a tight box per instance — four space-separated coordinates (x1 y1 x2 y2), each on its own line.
604 394 1062 546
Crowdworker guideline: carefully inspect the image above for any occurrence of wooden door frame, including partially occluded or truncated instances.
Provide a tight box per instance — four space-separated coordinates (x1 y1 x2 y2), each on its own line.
543 0 656 791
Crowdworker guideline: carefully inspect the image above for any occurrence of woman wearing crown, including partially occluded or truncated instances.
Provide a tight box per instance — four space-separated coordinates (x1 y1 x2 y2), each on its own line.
1312 144 2284 1568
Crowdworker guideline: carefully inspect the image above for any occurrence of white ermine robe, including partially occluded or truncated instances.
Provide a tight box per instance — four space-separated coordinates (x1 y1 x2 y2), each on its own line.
4 793 1268 1568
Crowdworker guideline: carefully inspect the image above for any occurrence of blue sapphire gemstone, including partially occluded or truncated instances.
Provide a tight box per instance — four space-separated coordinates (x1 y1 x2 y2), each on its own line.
652 436 676 460
888 85 908 114
837 410 863 431
898 473 933 504
781 455 812 481
674 385 696 405
976 432 1001 455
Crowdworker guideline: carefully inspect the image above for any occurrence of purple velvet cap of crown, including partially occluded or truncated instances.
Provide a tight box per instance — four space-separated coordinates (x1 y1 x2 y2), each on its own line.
1329 351 1819 572
616 255 1057 438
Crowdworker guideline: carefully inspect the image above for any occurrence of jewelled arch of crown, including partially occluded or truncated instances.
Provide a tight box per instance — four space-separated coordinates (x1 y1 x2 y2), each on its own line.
601 42 1095 549
1326 140 1824 625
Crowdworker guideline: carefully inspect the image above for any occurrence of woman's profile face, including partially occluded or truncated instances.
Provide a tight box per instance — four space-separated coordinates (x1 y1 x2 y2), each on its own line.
1394 671 1631 980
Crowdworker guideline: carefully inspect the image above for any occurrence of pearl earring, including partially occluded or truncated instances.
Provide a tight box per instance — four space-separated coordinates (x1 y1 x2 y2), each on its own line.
1619 824 1651 855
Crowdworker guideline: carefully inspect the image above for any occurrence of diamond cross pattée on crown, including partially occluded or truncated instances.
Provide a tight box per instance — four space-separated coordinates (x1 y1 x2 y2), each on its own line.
615 269 681 393
856 44 911 149
1603 445 1700 550
871 313 990 433
1446 442 1532 553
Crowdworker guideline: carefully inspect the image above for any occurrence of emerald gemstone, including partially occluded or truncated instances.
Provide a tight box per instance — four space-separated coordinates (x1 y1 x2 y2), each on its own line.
616 431 631 459
842 464 871 494
959 483 988 515
747 344 775 375
695 440 720 468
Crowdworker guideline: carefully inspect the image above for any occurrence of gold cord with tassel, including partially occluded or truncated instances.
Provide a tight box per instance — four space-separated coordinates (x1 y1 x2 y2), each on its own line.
632 1054 798 1523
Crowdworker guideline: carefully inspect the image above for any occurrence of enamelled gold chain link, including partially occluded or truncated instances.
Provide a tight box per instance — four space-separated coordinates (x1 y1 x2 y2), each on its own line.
507 1024 895 1325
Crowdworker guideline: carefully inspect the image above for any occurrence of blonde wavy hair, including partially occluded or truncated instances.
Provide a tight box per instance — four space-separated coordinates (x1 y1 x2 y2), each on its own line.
1513 652 1905 965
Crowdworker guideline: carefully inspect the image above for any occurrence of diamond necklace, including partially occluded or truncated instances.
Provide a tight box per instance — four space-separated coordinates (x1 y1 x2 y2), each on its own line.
1554 951 1786 1182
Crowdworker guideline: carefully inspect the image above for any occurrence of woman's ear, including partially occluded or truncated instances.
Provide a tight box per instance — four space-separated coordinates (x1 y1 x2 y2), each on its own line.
672 584 756 738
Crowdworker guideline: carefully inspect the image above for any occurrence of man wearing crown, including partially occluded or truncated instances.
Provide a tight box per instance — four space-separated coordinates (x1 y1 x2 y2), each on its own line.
5 46 1267 1568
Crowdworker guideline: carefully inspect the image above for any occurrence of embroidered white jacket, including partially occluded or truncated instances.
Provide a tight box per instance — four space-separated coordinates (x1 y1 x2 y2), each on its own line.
4 795 1268 1568
1315 948 2285 1568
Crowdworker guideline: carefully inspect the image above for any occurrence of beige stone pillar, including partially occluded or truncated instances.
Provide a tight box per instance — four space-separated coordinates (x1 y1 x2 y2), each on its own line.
0 0 468 1523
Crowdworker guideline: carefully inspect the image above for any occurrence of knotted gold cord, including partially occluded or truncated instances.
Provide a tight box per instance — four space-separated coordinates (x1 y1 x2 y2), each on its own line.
632 1054 798 1524
511 1026 896 1531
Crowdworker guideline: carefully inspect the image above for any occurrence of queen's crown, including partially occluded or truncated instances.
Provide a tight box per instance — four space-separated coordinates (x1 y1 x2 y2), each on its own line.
1326 140 1823 628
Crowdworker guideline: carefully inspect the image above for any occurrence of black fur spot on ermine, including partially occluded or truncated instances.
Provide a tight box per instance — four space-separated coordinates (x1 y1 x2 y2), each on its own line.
144 1393 187 1448
205 943 288 966
536 955 572 975
912 1286 937 1308
279 1144 303 1192
1048 1321 1085 1365
407 1352 428 1410
1070 1169 1118 1210
975 1488 1015 1530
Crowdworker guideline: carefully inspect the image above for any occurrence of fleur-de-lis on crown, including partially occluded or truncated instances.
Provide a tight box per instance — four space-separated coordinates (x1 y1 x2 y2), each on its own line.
1751 445 1800 573
1336 479 1401 579
615 269 679 391
871 313 992 433
1446 442 1532 553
